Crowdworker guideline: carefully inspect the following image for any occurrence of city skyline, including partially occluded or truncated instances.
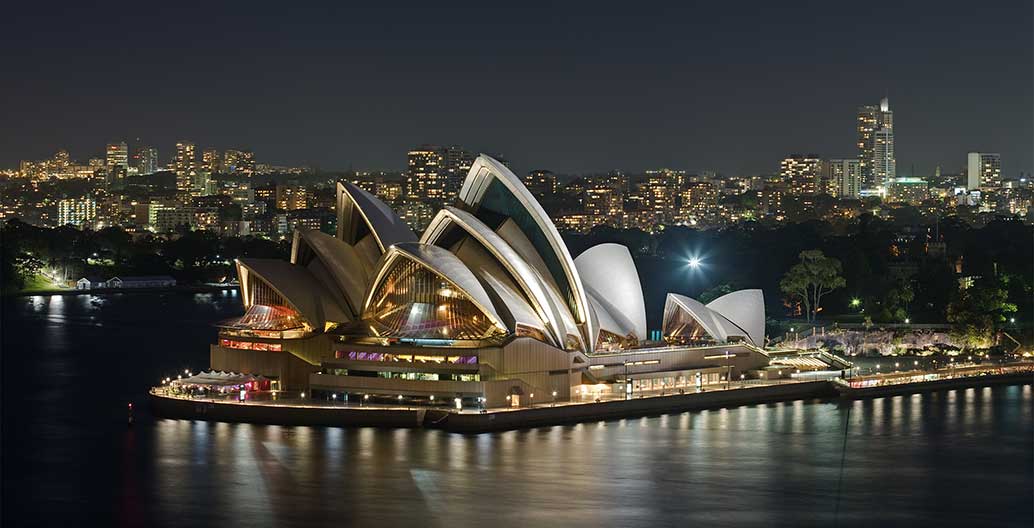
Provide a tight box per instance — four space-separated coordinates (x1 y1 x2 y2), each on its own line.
2 3 1030 175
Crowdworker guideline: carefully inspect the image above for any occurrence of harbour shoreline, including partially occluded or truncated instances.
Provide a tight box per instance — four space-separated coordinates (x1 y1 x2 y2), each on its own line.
148 372 1033 433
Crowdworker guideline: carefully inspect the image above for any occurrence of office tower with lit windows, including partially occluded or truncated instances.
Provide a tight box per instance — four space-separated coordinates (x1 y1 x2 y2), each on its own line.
135 146 159 175
524 169 558 197
825 158 861 198
857 97 894 188
967 152 1001 190
175 141 197 191
780 154 823 195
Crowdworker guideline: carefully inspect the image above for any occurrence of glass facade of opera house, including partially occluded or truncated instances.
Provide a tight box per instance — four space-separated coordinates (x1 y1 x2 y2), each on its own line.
207 154 841 408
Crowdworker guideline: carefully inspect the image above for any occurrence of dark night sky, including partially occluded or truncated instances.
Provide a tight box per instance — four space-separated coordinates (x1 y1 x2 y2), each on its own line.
2 1 1031 176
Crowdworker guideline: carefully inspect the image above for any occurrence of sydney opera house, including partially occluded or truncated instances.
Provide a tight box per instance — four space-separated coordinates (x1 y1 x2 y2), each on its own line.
213 155 785 408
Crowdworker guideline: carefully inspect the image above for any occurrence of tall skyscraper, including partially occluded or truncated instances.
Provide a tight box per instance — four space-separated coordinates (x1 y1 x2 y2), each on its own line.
780 154 823 195
175 141 196 192
873 127 896 184
135 146 159 175
967 152 1001 190
857 97 894 188
825 158 861 198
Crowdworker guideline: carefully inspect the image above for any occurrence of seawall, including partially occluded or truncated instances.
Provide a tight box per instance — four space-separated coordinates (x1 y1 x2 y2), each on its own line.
835 371 1034 399
150 381 838 433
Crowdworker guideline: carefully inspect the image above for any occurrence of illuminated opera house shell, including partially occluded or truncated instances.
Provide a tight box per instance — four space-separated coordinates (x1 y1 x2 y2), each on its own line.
229 155 763 354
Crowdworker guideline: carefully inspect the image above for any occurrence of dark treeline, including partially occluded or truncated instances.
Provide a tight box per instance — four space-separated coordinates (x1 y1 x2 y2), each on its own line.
1 219 290 291
564 215 1032 332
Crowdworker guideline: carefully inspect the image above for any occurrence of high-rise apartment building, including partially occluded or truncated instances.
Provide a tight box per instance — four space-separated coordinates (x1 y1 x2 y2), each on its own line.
524 169 558 197
406 145 474 201
857 97 894 188
202 149 222 173
276 183 310 211
135 146 159 175
57 197 97 227
442 145 475 197
584 184 624 225
175 141 196 192
407 146 443 200
676 181 719 224
780 154 823 196
640 176 677 224
967 152 1001 190
873 128 896 184
825 158 861 198
224 149 255 174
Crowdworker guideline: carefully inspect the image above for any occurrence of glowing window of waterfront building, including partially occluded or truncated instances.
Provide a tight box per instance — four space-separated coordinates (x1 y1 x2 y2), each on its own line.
220 339 283 352
336 350 477 365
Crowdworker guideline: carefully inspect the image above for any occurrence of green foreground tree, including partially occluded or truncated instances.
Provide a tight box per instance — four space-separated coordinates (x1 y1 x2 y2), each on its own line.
780 249 846 322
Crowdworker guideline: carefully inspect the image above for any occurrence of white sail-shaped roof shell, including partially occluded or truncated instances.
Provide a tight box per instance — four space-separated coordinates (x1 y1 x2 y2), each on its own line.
574 243 647 342
458 154 595 352
236 258 351 328
291 229 371 318
336 181 416 254
663 293 754 345
706 289 765 346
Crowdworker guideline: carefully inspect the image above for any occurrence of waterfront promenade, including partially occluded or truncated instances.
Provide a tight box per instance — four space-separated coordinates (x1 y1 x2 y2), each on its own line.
149 361 1034 433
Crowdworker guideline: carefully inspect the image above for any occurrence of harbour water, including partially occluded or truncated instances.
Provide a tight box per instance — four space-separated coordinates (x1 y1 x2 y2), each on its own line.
2 292 1031 527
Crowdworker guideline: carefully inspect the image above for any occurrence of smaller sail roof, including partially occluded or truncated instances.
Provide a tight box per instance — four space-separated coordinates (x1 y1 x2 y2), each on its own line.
337 181 416 252
706 289 765 346
237 258 351 328
663 292 758 345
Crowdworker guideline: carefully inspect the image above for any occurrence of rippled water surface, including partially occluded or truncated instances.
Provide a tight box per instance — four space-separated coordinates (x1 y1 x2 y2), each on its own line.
2 292 1032 527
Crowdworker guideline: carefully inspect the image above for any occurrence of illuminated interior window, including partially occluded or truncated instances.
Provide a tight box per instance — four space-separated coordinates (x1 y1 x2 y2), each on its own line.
515 323 548 342
662 308 719 345
230 277 305 331
365 258 505 340
595 329 635 351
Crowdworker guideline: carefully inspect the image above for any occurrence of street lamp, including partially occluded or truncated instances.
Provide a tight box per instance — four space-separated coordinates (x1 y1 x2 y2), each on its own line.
687 257 702 269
